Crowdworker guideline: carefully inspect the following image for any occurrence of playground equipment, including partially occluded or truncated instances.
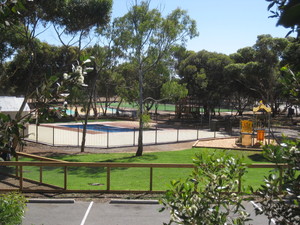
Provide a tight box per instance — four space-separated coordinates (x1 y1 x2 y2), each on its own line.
240 101 272 147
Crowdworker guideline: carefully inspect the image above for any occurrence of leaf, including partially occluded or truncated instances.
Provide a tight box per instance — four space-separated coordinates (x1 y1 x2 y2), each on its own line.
268 2 276 11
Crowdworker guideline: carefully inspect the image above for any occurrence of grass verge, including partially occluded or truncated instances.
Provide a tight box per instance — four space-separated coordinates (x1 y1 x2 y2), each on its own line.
18 148 273 192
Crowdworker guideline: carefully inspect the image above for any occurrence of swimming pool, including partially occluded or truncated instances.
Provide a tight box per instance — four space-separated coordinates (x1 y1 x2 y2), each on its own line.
60 124 135 133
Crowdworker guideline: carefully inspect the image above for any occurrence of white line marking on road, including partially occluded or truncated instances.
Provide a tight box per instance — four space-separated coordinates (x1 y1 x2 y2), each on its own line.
250 201 276 225
80 201 94 225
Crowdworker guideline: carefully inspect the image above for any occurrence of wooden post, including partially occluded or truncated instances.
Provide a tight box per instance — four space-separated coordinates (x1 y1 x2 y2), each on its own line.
238 173 242 193
150 167 153 191
106 167 111 191
15 155 19 177
64 167 67 190
19 166 23 191
39 167 43 184
279 166 283 194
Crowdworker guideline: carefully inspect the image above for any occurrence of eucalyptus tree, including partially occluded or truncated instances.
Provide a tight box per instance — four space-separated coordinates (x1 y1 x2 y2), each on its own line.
225 35 290 115
279 37 300 106
0 0 112 119
177 50 233 117
112 0 198 156
267 0 300 37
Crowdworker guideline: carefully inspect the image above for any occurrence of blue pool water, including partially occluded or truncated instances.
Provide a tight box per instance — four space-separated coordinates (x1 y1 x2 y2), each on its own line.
61 124 135 133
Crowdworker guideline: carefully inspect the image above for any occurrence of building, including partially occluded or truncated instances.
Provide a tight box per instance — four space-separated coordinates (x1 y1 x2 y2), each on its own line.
0 96 30 119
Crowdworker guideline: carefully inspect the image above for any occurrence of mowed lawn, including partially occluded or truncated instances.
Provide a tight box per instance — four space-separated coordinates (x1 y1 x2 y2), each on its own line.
17 148 274 192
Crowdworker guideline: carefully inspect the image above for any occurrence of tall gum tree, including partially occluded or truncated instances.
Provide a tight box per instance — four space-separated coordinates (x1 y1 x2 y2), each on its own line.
0 0 112 120
112 0 198 156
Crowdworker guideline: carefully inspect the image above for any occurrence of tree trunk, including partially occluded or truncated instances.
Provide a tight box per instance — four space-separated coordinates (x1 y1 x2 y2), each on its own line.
136 65 144 156
81 63 97 152
80 94 92 153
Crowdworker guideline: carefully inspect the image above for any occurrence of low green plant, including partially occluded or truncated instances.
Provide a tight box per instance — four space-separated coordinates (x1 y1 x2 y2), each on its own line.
0 192 27 225
160 152 251 225
252 138 300 224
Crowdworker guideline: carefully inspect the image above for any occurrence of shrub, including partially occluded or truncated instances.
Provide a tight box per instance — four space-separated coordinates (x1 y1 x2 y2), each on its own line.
0 192 27 225
252 138 300 224
160 152 251 225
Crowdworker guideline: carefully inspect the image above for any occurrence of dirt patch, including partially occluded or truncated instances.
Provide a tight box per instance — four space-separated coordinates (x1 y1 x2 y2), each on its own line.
21 140 197 158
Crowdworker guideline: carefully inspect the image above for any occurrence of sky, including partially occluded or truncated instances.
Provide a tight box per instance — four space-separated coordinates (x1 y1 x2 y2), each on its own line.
111 0 293 55
39 0 294 56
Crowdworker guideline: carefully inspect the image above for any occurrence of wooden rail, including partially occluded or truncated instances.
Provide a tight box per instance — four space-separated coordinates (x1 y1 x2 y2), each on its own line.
0 161 288 194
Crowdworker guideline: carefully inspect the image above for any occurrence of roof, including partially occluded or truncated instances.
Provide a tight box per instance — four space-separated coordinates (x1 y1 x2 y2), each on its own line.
0 96 30 112
253 101 272 113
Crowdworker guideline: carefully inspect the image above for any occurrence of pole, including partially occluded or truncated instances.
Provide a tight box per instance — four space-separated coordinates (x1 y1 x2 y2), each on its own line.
155 126 158 144
107 128 109 149
52 126 55 146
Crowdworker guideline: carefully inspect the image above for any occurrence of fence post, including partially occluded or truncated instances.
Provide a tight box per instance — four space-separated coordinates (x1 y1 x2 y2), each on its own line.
177 128 179 142
279 166 283 194
238 172 242 193
155 126 158 144
15 155 19 177
107 128 109 148
150 167 153 191
197 127 199 140
106 167 111 191
64 166 67 190
77 126 80 147
133 127 136 146
22 129 25 152
39 167 43 184
36 125 38 143
52 126 55 146
19 166 23 191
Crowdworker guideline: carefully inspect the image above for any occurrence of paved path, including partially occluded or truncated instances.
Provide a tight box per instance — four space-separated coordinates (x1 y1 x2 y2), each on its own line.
22 200 273 225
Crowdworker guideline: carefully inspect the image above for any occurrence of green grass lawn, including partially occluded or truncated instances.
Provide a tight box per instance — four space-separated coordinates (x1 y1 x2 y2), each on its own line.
17 148 274 192
108 102 235 113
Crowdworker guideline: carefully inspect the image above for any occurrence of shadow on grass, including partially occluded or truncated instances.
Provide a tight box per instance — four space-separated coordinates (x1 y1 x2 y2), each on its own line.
40 154 158 178
247 154 269 163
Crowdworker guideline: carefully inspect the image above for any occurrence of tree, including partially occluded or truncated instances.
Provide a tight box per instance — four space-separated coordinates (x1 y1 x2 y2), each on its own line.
267 0 300 37
113 0 198 156
177 50 232 117
225 35 290 116
0 0 112 119
224 63 254 116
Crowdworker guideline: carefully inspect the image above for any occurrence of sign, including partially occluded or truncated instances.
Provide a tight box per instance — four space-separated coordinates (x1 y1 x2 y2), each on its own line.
241 120 253 133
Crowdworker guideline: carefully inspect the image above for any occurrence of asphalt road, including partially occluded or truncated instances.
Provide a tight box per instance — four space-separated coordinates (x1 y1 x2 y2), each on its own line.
22 200 274 225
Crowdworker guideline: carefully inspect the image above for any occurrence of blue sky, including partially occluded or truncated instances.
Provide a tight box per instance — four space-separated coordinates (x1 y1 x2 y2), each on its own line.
39 0 293 56
111 0 293 55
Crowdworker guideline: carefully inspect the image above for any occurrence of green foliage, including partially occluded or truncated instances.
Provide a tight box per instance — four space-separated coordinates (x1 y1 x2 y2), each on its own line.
252 139 300 224
177 50 232 116
140 113 151 128
279 66 300 104
161 80 188 103
267 0 300 37
0 192 27 225
0 113 27 157
160 152 251 225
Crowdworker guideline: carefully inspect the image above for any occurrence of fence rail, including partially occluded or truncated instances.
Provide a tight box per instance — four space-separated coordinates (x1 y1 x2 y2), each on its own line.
0 159 287 194
25 124 232 148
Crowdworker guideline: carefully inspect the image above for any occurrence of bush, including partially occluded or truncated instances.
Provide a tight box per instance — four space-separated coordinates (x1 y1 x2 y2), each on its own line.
0 192 27 225
252 138 300 224
160 152 251 225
